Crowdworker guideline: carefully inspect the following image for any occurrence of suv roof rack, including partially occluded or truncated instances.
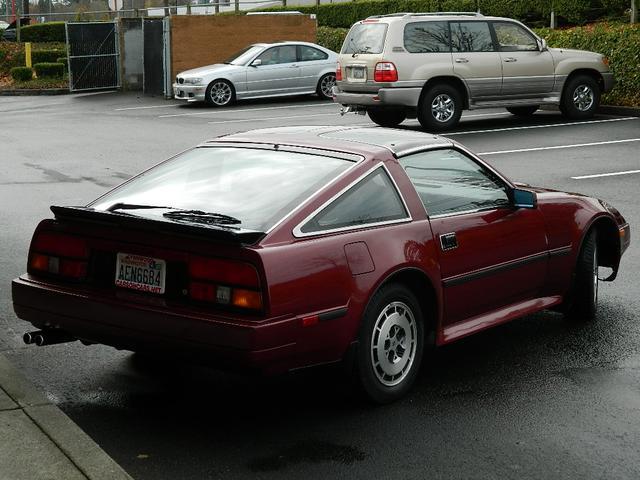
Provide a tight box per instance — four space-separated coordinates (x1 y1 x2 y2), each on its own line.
409 11 483 17
366 13 413 19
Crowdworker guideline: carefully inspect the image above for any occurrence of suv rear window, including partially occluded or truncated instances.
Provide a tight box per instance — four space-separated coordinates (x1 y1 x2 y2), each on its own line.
404 21 451 53
341 23 388 55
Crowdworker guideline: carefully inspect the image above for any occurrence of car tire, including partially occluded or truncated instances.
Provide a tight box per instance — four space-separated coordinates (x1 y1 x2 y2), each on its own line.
354 283 425 404
205 79 235 107
565 230 598 321
367 108 407 127
560 75 600 119
506 105 539 116
317 73 336 100
417 84 463 131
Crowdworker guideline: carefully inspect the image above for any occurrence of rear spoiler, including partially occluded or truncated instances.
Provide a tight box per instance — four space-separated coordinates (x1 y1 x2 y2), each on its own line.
50 206 266 245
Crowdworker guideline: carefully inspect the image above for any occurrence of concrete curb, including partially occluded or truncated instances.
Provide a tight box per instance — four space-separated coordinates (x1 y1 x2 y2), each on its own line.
0 355 133 480
0 88 69 96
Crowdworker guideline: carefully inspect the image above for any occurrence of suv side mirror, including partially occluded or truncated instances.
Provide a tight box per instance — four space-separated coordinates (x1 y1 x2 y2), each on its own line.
538 38 548 52
250 59 262 67
512 188 537 209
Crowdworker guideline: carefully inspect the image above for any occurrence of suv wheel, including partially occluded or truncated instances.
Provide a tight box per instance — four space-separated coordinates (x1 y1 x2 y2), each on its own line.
418 84 462 131
506 105 539 117
367 108 407 127
560 75 600 119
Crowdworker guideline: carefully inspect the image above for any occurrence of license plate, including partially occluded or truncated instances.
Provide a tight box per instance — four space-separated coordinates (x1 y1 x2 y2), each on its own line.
353 68 365 79
115 253 166 294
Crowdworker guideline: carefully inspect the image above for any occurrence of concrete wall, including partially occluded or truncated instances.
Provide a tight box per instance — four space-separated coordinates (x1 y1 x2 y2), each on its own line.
170 14 317 80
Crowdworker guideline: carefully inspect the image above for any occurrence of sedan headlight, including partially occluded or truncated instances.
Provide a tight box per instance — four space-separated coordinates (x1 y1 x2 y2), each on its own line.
183 77 203 85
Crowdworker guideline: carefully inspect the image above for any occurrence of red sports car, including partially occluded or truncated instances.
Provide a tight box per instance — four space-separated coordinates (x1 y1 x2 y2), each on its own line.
13 126 630 403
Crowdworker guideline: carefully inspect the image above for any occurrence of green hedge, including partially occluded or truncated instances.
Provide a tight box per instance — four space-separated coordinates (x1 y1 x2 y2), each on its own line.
34 62 65 78
56 56 68 69
10 66 33 81
0 43 24 73
21 22 66 43
316 23 640 106
32 49 66 64
263 0 629 28
538 23 640 106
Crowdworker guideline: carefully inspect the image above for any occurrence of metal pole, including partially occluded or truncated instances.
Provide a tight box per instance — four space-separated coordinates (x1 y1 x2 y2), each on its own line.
234 0 239 13
15 0 20 43
632 0 638 23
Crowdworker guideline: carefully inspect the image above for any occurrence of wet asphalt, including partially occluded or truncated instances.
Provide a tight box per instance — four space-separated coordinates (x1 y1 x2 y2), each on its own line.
1 92 639 479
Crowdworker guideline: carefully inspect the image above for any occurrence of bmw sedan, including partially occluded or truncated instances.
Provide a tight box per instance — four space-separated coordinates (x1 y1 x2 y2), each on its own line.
13 126 630 403
172 42 337 106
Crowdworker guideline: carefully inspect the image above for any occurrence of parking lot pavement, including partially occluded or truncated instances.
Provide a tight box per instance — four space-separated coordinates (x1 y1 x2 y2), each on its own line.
1 92 640 480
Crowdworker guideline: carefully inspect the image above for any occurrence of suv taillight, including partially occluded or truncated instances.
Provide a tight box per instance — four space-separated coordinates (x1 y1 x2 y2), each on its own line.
374 62 398 82
28 231 89 280
336 62 342 81
188 256 262 311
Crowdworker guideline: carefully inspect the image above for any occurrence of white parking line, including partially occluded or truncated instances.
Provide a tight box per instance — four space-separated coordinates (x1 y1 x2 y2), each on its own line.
571 170 640 180
445 117 637 136
478 138 640 155
207 112 338 125
160 102 337 118
115 104 180 111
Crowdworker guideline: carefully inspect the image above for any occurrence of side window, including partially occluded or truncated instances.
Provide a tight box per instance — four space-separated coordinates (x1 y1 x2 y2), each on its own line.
300 167 408 234
493 22 538 51
404 21 450 53
299 45 329 61
398 149 510 217
257 46 297 65
450 22 495 52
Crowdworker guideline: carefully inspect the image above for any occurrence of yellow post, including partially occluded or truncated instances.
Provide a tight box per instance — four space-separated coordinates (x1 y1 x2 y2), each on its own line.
25 42 32 68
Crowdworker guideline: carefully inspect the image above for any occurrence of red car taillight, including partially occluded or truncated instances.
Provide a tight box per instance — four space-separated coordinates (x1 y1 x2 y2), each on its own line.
374 62 398 82
336 62 342 81
28 231 89 280
188 256 262 311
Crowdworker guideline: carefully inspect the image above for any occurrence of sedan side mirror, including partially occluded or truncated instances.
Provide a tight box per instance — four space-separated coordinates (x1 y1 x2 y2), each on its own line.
250 59 262 67
512 188 537 209
538 38 548 52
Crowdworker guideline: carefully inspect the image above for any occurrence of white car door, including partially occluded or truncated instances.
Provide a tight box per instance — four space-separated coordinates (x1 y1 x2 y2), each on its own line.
297 45 331 91
245 45 301 97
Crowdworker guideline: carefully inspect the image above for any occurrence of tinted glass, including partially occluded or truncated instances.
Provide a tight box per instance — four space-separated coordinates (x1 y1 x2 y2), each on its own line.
450 22 495 52
341 23 387 55
91 148 353 232
404 21 450 53
301 167 408 233
299 45 329 61
224 45 263 65
257 45 297 65
399 149 509 216
493 22 538 51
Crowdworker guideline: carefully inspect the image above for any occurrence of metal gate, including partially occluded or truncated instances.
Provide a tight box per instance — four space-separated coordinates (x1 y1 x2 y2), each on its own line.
66 22 120 92
143 19 165 96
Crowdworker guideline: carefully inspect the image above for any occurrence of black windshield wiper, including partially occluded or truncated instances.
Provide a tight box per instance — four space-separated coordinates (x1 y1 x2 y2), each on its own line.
162 210 242 226
106 203 172 212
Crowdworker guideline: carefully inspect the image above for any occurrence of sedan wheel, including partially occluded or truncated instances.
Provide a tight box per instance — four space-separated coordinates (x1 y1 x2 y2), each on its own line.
566 230 598 321
355 284 425 404
205 80 234 107
317 73 336 100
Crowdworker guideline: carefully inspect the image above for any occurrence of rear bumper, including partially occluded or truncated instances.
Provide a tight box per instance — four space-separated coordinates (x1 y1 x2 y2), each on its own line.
602 72 615 93
12 275 300 374
172 83 206 102
333 86 421 108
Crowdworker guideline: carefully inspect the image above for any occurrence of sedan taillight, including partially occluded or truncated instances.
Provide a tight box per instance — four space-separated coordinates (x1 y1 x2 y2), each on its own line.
188 256 262 311
374 62 398 82
28 231 89 280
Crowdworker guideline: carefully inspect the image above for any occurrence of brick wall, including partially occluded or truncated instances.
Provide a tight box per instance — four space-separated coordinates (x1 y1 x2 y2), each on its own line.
170 15 317 79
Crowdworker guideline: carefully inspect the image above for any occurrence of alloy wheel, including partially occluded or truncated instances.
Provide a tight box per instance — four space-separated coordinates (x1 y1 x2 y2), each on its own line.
431 94 455 122
210 81 232 106
572 84 594 112
320 74 336 99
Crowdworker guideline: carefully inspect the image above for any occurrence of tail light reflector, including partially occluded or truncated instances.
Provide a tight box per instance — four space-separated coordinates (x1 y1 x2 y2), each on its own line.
374 62 398 82
336 62 342 81
188 256 262 311
28 231 89 280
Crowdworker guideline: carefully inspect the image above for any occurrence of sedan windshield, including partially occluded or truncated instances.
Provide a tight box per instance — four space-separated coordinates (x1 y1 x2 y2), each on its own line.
341 23 387 55
89 147 354 232
223 45 264 65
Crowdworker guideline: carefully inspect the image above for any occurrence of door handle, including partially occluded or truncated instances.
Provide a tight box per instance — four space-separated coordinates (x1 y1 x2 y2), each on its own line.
454 58 469 63
289 64 299 68
440 232 458 251
503 57 518 62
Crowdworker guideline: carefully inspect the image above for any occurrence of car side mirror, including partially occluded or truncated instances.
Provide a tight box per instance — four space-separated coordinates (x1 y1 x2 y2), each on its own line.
512 188 537 209
250 59 262 67
538 38 548 52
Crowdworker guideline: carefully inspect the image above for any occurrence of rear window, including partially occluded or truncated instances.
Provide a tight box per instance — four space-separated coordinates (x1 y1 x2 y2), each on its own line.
90 147 354 232
341 23 388 55
404 21 451 53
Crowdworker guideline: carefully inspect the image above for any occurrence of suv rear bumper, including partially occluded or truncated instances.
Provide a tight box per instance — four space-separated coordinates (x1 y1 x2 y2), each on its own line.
333 86 421 108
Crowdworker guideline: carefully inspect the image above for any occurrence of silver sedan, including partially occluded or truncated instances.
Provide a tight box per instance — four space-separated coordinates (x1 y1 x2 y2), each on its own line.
173 41 338 106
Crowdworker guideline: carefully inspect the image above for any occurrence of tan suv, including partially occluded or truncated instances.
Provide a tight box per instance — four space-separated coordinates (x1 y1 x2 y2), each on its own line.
333 12 614 130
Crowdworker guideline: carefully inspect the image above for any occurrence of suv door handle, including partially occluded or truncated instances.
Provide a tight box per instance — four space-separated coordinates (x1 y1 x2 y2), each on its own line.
454 58 469 63
289 64 299 68
503 57 518 62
